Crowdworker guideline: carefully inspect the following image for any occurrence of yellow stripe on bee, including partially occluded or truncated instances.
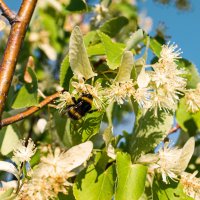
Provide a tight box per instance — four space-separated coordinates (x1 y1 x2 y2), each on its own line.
69 109 82 119
81 96 93 105
74 112 82 119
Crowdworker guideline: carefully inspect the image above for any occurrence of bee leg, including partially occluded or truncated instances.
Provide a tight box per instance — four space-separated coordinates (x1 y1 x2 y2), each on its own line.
88 109 98 114
72 96 77 104
48 104 58 109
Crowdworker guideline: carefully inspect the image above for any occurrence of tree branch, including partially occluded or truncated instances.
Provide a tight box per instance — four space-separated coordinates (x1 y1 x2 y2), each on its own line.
0 0 38 120
168 124 180 135
0 0 15 24
0 92 60 128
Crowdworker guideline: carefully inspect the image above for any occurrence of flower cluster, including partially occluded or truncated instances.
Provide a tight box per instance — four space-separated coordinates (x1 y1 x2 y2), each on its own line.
92 4 109 26
57 42 198 117
17 148 75 199
180 171 200 199
12 138 37 164
57 91 75 112
58 76 105 111
17 141 93 200
134 42 187 115
0 140 93 200
137 137 195 184
105 80 135 105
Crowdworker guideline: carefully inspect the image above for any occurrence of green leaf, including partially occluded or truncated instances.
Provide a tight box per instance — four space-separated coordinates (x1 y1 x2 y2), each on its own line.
12 68 38 109
87 43 105 57
63 111 104 147
106 103 114 126
102 126 113 146
53 111 67 142
98 31 125 70
81 111 104 142
129 111 173 160
73 164 116 200
0 125 20 155
178 58 200 89
152 177 193 200
39 12 60 52
149 38 162 57
59 55 73 89
115 152 147 200
0 188 14 200
83 31 98 46
67 0 87 11
69 26 97 80
126 29 144 51
176 98 200 135
58 188 75 200
100 16 129 37
12 86 38 108
115 51 134 82
114 2 137 19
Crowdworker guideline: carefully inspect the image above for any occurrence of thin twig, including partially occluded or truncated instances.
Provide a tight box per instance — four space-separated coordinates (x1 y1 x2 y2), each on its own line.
0 92 60 128
0 0 38 120
0 0 15 24
168 124 180 135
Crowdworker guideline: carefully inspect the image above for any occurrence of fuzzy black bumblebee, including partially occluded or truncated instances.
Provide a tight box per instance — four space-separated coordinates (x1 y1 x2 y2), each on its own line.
66 93 93 120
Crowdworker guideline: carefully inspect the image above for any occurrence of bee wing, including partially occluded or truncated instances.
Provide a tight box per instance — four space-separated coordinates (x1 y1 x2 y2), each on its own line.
64 141 93 172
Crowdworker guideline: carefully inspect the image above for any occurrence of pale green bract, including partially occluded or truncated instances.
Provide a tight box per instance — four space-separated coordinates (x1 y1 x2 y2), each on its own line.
115 51 134 82
69 26 97 80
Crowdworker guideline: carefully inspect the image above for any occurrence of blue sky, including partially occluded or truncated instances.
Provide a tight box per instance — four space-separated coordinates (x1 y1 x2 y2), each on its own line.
138 0 200 70
6 0 200 70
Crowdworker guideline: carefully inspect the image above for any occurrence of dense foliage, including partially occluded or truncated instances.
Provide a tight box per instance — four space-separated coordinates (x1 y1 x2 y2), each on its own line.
0 0 199 199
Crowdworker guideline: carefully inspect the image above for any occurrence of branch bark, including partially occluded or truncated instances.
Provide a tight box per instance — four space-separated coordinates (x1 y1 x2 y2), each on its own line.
168 124 180 135
0 92 60 128
0 0 38 120
0 0 15 24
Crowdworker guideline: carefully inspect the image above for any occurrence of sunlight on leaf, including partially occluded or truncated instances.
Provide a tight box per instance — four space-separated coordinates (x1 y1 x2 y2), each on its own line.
69 26 97 80
115 152 147 200
115 51 134 82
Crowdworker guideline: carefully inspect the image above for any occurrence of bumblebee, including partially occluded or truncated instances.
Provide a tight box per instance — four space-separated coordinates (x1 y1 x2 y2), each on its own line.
66 93 93 120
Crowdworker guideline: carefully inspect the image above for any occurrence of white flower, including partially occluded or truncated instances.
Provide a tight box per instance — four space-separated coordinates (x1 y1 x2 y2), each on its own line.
151 62 187 91
180 171 200 199
17 142 93 200
148 87 178 115
37 118 47 133
12 138 37 163
159 42 182 64
57 91 74 112
135 43 187 116
137 68 151 88
138 11 153 33
138 138 195 184
185 83 200 113
71 76 88 95
93 4 109 25
86 82 105 110
134 86 151 110
107 143 116 160
155 143 182 183
106 80 135 105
